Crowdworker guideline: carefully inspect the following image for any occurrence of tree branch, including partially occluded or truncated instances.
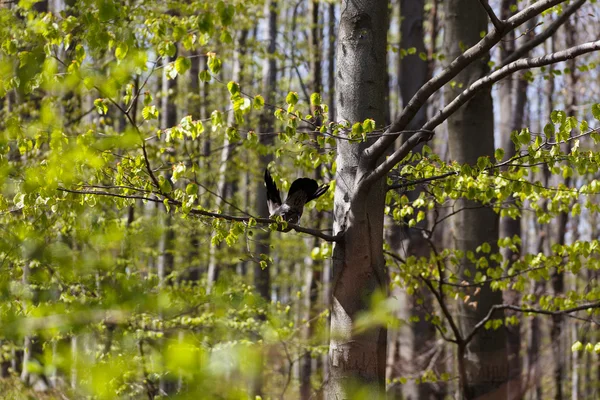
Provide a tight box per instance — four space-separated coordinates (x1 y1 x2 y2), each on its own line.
477 0 505 31
426 39 600 131
372 39 600 181
464 301 600 345
357 0 568 194
498 0 586 68
57 188 341 242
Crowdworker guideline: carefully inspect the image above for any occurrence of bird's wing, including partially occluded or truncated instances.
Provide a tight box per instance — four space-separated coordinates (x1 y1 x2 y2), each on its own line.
264 169 282 215
288 178 329 203
288 178 318 200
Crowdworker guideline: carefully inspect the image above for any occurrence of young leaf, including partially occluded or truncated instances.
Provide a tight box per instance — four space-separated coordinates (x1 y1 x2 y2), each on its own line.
175 56 192 74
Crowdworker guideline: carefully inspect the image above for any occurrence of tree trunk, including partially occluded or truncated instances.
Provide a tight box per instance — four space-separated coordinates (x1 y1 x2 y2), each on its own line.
327 2 336 122
207 30 248 290
327 0 388 397
389 1 438 399
301 2 323 398
252 1 278 396
443 1 508 398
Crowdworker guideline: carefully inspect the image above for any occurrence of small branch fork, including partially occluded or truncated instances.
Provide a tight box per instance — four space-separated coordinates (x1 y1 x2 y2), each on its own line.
477 0 505 31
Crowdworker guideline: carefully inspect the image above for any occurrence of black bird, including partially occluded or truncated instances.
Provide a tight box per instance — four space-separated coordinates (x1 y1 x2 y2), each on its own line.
264 169 329 224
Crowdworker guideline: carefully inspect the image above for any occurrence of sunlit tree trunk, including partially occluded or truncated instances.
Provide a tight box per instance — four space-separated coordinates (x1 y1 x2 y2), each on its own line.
207 30 248 289
327 0 388 397
443 0 508 397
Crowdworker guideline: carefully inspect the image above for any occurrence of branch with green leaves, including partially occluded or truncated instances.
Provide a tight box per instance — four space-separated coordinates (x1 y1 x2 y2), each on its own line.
57 187 341 242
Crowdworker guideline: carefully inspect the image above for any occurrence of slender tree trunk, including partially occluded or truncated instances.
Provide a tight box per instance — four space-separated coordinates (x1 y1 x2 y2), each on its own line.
157 53 177 286
327 2 336 122
443 1 508 398
388 1 438 399
566 17 579 400
499 5 534 399
157 52 178 395
301 2 323 398
327 0 388 397
207 30 248 290
252 1 278 396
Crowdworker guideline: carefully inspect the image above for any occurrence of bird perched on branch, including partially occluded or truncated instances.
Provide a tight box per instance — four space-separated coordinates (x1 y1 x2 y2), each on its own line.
264 169 329 224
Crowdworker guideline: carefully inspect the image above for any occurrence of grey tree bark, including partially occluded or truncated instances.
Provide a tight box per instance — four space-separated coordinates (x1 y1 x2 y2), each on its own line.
442 0 508 398
327 0 388 397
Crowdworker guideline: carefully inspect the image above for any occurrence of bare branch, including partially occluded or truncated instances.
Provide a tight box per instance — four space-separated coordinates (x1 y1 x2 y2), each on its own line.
57 188 341 242
478 0 505 31
373 39 600 179
499 0 586 68
426 40 600 131
358 0 568 193
464 301 600 345
420 277 463 343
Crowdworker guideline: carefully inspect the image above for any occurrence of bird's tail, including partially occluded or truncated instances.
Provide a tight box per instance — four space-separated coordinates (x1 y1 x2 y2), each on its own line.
309 184 329 201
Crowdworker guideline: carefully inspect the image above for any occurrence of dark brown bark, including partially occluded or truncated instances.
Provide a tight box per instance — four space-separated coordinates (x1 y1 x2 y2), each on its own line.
252 2 278 396
390 1 438 399
327 2 336 121
498 3 530 398
443 0 508 398
255 0 277 302
301 2 323 398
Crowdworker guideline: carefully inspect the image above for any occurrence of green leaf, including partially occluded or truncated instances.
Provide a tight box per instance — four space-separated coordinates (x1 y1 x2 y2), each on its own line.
543 123 555 138
310 93 322 106
198 12 214 33
199 70 211 82
592 103 600 120
94 98 108 115
217 1 235 26
253 95 265 110
175 56 192 74
159 176 172 193
115 43 128 61
351 122 363 138
141 92 152 106
227 81 240 96
362 119 376 133
185 183 198 195
494 148 505 161
142 105 158 120
286 91 299 106
207 53 222 74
